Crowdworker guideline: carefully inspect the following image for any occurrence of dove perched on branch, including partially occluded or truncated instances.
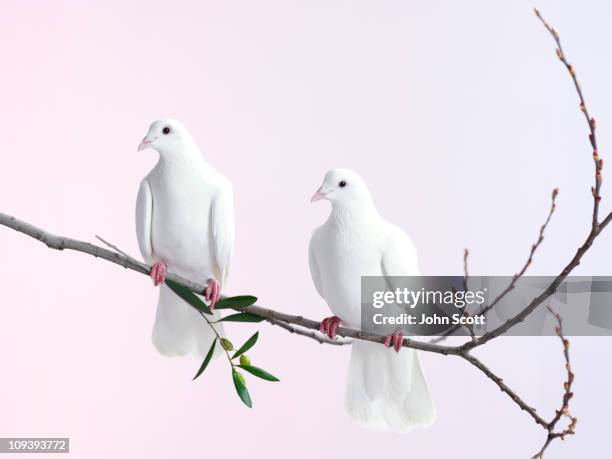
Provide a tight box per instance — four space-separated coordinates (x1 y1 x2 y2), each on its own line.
309 169 435 432
136 119 234 357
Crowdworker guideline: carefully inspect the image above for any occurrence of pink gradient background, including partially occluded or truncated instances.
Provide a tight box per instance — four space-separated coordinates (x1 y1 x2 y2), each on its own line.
1 1 611 457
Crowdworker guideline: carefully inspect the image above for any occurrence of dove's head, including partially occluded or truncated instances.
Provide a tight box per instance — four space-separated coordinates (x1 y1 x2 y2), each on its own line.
311 169 374 208
138 119 196 156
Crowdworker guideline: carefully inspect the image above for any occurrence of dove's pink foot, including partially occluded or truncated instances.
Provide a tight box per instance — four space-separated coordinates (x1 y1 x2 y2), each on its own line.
204 279 221 310
319 316 342 339
150 261 167 286
384 330 404 352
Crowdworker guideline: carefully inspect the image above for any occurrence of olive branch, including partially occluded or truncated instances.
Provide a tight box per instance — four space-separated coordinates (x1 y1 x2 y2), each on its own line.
164 279 278 408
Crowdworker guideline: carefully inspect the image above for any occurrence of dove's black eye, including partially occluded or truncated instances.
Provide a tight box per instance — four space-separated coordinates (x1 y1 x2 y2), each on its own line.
162 126 171 135
339 180 347 188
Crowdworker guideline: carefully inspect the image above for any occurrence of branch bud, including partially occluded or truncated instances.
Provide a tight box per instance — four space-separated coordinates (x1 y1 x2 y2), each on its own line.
552 28 559 40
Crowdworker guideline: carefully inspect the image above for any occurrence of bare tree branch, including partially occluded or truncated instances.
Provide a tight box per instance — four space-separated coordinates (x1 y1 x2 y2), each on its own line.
534 8 604 230
478 189 558 317
532 307 577 458
431 189 557 344
0 212 458 355
463 248 469 289
462 352 548 428
267 317 352 346
456 9 611 355
461 249 477 341
0 209 579 445
94 232 352 347
95 234 132 259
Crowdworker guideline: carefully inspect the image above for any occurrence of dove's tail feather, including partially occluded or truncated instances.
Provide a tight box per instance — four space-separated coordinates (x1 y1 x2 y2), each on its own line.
152 284 224 358
345 340 435 433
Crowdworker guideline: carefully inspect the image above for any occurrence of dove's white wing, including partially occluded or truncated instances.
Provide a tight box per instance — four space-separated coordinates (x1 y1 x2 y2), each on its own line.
210 186 235 287
381 224 419 278
345 222 435 433
308 232 325 298
135 179 154 264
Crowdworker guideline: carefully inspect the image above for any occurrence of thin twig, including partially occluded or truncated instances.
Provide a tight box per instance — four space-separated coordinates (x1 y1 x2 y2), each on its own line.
431 189 558 344
462 249 476 341
477 188 558 318
532 307 577 458
532 436 554 459
462 352 548 428
429 248 472 344
95 235 132 259
463 248 469 291
535 8 603 230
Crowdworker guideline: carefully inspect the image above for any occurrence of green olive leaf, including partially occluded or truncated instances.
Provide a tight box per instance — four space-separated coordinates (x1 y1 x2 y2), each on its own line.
237 364 280 382
193 339 217 380
232 369 252 408
214 295 258 310
217 312 263 323
166 279 212 315
232 332 259 360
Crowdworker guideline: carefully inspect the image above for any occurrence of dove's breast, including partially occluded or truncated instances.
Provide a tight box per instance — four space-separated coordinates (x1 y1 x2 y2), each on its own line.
146 162 221 282
312 218 388 328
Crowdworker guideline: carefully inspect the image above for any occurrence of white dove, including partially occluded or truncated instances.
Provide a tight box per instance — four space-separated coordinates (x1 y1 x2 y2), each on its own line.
308 169 435 432
136 119 234 357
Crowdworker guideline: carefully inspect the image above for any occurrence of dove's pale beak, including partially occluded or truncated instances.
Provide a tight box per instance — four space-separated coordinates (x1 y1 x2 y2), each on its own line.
138 138 152 151
311 187 326 203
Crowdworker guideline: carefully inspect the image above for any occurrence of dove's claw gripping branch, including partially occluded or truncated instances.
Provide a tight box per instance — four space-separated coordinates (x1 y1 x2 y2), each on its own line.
384 330 404 353
319 316 342 339
204 278 221 309
150 261 167 286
